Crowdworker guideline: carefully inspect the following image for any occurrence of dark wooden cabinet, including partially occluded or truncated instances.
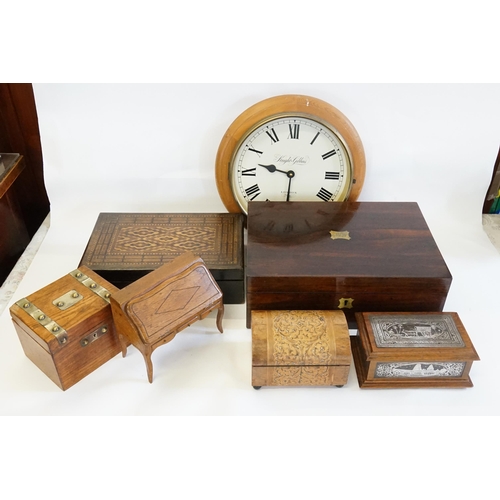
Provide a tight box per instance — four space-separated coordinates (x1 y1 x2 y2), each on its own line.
0 154 31 282
0 84 50 283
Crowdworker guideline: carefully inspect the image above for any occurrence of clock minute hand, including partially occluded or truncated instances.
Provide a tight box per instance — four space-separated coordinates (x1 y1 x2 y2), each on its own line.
258 163 289 175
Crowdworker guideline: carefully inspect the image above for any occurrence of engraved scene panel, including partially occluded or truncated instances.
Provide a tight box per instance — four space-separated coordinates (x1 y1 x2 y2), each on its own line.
369 314 465 348
374 361 466 378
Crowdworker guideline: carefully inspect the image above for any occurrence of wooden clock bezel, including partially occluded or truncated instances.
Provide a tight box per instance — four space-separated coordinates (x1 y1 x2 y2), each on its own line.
215 94 366 214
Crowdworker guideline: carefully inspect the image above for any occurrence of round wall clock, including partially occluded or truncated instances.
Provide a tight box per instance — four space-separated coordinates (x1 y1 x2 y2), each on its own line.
215 94 365 214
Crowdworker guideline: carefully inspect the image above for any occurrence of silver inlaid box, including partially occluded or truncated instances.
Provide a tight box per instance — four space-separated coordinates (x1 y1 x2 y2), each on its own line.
351 312 480 388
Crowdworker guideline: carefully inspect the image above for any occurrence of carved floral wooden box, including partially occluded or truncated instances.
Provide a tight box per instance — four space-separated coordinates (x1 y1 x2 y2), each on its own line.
246 201 452 328
79 212 245 304
9 266 123 390
252 310 351 388
351 312 480 388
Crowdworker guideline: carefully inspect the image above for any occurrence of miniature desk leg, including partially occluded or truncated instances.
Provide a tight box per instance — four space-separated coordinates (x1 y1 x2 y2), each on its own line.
216 302 224 333
118 333 128 357
140 345 154 383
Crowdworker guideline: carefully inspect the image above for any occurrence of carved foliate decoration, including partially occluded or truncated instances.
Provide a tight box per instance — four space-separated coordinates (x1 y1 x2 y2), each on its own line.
273 366 331 386
271 310 331 366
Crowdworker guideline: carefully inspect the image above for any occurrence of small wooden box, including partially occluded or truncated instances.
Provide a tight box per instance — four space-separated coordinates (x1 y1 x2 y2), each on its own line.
10 267 123 390
110 252 224 383
252 310 351 388
246 201 452 328
79 212 245 304
351 312 480 388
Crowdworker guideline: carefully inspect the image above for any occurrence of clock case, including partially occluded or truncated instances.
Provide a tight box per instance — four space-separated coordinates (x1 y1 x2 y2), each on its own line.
215 94 366 214
246 201 453 329
79 212 245 304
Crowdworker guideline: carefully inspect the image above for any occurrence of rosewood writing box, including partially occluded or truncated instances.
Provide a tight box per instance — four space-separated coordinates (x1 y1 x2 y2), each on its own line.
79 212 245 304
351 312 480 388
9 267 123 390
246 201 452 328
252 310 351 388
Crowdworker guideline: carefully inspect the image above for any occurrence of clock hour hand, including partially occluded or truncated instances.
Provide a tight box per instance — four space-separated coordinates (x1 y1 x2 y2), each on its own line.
258 163 289 175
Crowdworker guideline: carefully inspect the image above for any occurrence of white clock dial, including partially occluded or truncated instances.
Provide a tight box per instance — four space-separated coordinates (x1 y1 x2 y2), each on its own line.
230 114 353 212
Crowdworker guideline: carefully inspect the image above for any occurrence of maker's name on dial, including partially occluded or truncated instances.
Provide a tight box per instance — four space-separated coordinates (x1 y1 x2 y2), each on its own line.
274 155 309 166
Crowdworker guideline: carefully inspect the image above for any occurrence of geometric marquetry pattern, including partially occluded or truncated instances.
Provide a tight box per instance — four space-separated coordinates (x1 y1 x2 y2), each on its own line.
81 213 242 269
115 226 216 253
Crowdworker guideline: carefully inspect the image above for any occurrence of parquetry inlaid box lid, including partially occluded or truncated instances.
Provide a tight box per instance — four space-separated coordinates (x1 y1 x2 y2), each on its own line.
80 212 244 280
355 312 480 362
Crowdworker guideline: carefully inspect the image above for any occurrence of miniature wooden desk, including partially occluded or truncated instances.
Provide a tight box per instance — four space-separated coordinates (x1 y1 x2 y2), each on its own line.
110 252 224 383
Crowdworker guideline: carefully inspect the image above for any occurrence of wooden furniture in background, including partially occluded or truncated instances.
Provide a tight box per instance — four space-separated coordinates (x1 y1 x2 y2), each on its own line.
110 252 224 383
0 154 31 282
483 145 500 214
0 83 50 283
252 310 351 388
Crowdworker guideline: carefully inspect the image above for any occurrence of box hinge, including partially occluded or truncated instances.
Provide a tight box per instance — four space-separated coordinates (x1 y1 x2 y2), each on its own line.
16 298 68 345
70 269 112 303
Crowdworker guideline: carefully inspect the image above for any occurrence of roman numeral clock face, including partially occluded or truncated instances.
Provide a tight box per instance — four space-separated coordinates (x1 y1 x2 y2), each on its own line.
215 95 365 214
232 116 351 210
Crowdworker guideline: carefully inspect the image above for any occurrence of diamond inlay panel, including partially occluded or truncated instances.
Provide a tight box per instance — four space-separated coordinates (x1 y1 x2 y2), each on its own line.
81 213 243 270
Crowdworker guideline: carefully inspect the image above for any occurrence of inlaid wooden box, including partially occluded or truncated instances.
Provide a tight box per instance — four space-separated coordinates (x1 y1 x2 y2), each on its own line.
9 267 123 390
79 212 245 304
246 201 452 328
252 310 351 388
351 312 480 388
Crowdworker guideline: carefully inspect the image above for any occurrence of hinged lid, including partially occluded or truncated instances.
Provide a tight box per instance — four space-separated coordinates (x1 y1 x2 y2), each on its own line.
252 310 351 367
247 201 452 293
355 312 480 362
79 212 245 282
10 266 118 350
111 252 223 344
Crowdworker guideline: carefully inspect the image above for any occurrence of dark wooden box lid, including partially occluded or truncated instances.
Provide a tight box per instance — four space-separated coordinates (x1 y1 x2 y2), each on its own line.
355 312 480 362
79 212 245 283
246 201 452 292
252 310 351 367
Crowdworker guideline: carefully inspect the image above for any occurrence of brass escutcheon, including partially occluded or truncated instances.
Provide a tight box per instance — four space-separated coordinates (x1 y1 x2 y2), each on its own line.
338 298 354 309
